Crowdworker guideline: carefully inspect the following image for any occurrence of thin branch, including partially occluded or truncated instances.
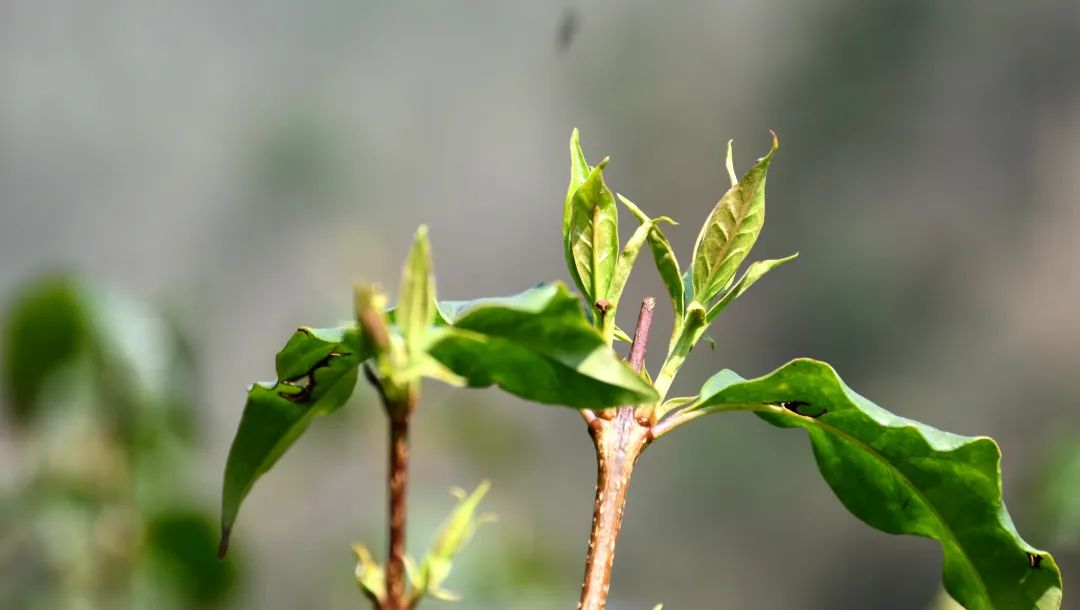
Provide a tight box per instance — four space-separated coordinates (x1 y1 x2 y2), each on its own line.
364 363 415 610
386 414 410 610
626 298 655 374
649 407 707 440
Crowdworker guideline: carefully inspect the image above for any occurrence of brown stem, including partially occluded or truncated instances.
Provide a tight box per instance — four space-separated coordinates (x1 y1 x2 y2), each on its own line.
386 414 410 610
578 298 655 610
364 364 415 610
626 298 654 372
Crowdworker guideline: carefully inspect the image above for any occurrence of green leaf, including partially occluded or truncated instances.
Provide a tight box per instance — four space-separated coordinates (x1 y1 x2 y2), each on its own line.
705 253 798 323
690 134 778 305
602 197 675 342
219 325 369 555
352 544 386 605
435 287 558 326
398 226 436 357
2 276 89 421
143 510 237 606
618 194 684 317
412 481 493 603
564 128 591 229
1037 431 1080 548
567 161 620 307
681 269 694 311
724 139 737 186
2 274 196 449
564 129 594 300
427 283 658 408
692 359 1063 610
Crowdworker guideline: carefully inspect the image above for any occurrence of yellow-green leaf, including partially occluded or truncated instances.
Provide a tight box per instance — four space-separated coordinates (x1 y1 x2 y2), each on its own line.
705 253 798 323
691 134 778 305
398 226 435 357
567 161 619 308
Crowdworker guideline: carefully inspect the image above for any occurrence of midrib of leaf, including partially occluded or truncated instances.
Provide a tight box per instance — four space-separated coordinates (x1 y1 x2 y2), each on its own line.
758 403 995 608
573 224 595 298
592 202 605 300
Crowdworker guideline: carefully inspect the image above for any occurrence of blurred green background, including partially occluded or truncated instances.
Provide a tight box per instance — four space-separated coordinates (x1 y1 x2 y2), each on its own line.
1 2 1078 608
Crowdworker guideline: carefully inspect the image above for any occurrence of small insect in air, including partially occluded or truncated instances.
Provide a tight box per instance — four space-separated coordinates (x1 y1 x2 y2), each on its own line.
556 7 580 52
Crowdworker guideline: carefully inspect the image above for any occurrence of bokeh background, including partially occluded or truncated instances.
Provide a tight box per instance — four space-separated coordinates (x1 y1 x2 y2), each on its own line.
2 2 1079 609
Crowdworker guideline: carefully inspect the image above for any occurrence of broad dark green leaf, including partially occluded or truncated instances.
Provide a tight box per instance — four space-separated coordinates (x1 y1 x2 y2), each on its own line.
2 276 88 421
690 135 778 305
435 287 560 326
567 162 619 307
219 325 369 554
705 253 798 323
692 359 1062 610
618 194 684 317
2 275 192 432
428 283 657 408
144 510 237 606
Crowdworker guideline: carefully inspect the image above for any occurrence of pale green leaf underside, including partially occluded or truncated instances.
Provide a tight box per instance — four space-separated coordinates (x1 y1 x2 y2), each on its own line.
220 325 369 553
691 135 778 305
428 283 657 408
692 359 1062 610
608 197 675 313
619 194 684 316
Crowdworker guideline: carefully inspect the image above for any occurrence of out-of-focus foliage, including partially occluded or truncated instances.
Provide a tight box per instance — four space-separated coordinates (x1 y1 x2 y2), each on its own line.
0 274 237 610
1037 430 1080 549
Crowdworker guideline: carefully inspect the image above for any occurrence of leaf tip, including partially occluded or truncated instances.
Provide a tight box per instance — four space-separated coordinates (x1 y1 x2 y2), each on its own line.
413 224 431 250
217 525 232 559
596 156 610 171
725 139 737 186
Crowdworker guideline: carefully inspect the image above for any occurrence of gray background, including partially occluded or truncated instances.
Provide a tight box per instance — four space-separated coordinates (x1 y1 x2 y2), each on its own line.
2 1 1078 608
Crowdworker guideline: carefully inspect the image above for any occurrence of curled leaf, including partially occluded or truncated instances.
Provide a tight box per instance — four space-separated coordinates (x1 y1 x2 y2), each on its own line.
564 129 595 301
353 544 386 604
692 359 1063 610
617 194 683 318
219 326 368 556
567 161 619 309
